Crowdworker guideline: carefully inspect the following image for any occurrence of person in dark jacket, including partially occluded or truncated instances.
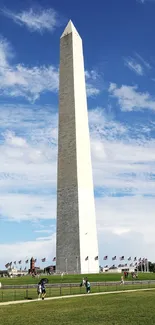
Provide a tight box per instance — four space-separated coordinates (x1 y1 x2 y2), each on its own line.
41 282 46 300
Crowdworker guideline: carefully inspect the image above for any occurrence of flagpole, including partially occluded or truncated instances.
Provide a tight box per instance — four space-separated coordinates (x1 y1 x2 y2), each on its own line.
144 259 146 273
65 258 68 273
137 258 139 275
85 232 89 273
76 256 79 274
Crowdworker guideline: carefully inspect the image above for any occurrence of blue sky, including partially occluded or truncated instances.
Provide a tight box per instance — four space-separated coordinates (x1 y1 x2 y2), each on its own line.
0 0 155 269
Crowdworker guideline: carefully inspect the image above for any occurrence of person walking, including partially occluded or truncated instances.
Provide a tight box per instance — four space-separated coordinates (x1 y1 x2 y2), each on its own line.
41 282 46 300
120 275 124 285
86 281 91 293
37 283 42 300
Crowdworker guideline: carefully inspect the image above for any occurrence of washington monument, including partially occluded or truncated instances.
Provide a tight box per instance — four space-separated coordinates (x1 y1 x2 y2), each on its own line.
56 20 99 274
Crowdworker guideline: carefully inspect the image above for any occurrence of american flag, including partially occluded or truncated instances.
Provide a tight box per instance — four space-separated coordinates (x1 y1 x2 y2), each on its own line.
18 260 22 264
14 261 16 265
130 263 133 267
42 258 46 262
5 263 10 268
120 256 124 260
94 256 98 260
138 258 141 262
53 257 56 262
85 256 89 261
128 257 131 261
112 256 116 260
134 257 137 261
25 259 29 264
34 259 37 263
103 255 108 260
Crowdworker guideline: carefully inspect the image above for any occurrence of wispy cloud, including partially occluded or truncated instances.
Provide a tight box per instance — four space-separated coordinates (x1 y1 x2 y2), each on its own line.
0 38 100 101
85 69 101 96
1 7 60 33
137 0 155 3
109 83 155 111
135 53 151 69
0 37 59 101
124 54 151 76
124 57 144 75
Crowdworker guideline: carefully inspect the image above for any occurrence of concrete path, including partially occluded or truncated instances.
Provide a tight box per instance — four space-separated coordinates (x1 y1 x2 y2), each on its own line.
0 287 155 307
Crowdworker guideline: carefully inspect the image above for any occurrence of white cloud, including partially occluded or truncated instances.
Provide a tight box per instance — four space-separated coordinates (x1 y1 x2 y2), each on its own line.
109 83 155 111
0 38 100 101
35 229 54 234
85 69 101 96
0 91 154 265
0 37 59 101
96 196 155 238
86 85 100 96
0 193 56 221
0 234 56 268
0 37 12 67
1 8 60 33
0 104 154 234
124 57 144 75
85 70 99 80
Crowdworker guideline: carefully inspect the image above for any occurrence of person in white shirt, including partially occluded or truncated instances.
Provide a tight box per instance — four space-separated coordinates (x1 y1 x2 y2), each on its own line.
37 283 42 299
120 275 124 285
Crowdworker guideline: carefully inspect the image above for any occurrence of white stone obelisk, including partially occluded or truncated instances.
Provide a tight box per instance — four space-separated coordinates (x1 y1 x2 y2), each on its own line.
56 20 99 274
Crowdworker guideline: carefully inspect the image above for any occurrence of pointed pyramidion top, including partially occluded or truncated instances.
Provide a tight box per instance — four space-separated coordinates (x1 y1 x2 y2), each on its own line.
60 20 81 38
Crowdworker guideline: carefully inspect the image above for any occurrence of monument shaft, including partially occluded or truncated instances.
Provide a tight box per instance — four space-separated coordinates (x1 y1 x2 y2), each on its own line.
56 21 99 274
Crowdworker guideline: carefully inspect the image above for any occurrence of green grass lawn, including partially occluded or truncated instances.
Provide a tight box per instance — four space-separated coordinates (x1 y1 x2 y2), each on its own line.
0 282 155 303
0 290 155 325
0 272 155 285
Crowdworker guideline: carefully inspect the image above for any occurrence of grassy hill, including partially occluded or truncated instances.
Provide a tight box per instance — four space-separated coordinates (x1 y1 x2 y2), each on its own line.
0 272 155 285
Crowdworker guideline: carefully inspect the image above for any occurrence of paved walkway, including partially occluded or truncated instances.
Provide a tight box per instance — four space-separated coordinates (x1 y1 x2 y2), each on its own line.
0 287 155 307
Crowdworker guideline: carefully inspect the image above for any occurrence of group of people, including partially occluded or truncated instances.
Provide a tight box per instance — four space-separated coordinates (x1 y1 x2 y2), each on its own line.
80 277 91 293
120 271 138 284
37 281 46 300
